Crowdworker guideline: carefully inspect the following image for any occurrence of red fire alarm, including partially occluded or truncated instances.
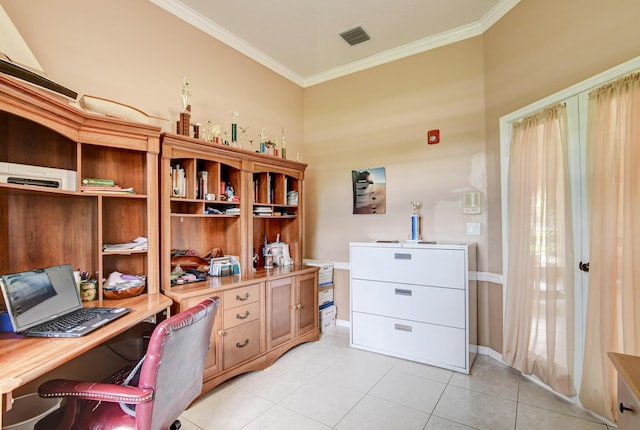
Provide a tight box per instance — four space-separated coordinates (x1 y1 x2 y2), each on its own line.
427 129 440 144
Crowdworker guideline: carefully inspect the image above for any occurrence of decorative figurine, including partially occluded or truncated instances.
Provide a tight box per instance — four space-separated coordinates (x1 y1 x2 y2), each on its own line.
230 110 239 146
259 128 267 153
240 125 249 148
280 126 287 159
212 123 221 144
410 201 422 241
179 77 192 136
181 76 191 112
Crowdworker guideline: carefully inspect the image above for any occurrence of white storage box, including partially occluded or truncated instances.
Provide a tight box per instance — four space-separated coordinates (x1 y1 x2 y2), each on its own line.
304 259 334 286
319 304 336 332
319 288 334 306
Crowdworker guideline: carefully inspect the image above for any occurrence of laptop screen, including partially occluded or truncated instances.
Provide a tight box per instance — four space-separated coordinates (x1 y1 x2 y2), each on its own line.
0 264 82 331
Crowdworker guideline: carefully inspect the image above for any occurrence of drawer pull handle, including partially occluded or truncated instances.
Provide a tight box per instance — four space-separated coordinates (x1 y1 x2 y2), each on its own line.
236 293 250 301
236 311 250 319
620 402 634 414
395 288 412 296
236 338 250 348
395 324 413 332
394 253 412 260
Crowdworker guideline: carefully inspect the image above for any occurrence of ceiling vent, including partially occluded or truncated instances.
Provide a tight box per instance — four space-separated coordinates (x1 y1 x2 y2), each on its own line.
339 26 370 46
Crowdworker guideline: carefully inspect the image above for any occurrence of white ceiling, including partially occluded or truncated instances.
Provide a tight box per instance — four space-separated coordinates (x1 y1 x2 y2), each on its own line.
150 0 520 87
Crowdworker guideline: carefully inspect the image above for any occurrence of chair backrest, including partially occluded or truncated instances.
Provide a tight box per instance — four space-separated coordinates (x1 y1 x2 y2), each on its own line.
135 296 220 430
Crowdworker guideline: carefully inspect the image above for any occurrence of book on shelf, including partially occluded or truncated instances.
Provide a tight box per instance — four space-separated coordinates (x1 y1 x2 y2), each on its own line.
197 170 208 199
171 164 186 197
80 185 122 191
82 186 135 194
82 177 115 186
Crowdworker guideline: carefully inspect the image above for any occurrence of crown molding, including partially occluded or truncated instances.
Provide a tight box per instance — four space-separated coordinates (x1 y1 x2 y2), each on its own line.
150 0 520 88
303 22 483 87
149 0 305 86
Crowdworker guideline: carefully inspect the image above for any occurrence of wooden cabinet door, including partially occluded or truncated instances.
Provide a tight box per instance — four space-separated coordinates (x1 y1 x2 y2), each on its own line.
184 295 221 379
297 271 318 336
267 276 295 349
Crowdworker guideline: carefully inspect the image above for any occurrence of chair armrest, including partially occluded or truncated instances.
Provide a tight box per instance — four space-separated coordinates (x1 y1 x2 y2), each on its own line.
38 379 153 404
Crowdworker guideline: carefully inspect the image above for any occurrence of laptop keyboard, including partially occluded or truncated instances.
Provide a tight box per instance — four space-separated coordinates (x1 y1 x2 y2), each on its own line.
31 307 118 332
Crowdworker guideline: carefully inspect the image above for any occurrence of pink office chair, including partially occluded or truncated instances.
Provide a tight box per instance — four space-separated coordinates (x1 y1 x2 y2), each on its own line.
35 296 221 430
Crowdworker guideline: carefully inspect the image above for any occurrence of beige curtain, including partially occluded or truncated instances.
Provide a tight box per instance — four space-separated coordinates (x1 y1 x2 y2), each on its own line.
503 103 576 396
579 72 640 422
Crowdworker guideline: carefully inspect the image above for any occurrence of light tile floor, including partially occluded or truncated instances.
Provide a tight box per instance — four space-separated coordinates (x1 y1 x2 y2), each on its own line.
178 325 615 430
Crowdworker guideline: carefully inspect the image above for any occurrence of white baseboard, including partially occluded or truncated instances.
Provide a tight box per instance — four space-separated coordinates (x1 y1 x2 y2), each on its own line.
477 345 503 363
336 318 350 328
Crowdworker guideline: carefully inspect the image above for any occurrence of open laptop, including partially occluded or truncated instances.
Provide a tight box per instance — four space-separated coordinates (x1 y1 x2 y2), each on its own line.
0 264 130 337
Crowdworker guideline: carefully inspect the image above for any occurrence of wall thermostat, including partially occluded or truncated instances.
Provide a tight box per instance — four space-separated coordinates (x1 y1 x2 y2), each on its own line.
463 191 481 214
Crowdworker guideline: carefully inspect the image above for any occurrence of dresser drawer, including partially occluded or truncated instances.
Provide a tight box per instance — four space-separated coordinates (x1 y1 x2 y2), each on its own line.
352 279 465 328
222 319 261 369
352 312 467 369
350 245 465 288
223 301 260 329
224 283 260 309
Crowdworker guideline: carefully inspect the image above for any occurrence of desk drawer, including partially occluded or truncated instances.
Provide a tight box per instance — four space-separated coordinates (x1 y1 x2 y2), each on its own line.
352 279 465 328
222 319 261 369
224 283 260 309
351 312 467 369
223 301 260 329
350 246 465 288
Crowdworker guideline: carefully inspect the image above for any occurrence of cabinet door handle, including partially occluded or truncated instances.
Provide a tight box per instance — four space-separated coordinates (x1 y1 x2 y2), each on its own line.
236 338 250 348
394 253 412 260
236 310 250 320
395 288 412 296
394 324 413 332
620 402 634 414
236 293 250 301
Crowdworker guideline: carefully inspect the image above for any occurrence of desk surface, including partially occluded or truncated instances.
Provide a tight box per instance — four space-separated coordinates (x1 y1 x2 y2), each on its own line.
609 352 640 402
0 293 172 424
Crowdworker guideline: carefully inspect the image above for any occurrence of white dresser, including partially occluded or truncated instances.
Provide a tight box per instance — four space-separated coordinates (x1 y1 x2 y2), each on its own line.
350 241 477 373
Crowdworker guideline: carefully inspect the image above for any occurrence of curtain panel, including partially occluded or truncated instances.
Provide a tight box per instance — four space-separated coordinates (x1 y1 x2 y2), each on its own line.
503 103 576 397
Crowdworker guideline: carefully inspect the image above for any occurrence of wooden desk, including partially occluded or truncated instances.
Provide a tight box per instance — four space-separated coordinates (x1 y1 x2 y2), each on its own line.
609 352 640 428
0 293 172 427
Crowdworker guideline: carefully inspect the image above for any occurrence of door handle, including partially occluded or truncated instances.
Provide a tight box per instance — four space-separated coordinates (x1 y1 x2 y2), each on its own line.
579 261 589 272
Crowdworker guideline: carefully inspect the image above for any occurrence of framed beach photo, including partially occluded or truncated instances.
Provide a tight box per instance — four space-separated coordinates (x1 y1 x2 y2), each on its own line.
352 167 386 214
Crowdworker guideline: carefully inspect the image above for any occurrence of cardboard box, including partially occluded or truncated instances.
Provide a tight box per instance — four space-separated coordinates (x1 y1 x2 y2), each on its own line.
319 288 334 306
319 304 336 332
304 259 334 286
320 304 336 320
321 315 336 332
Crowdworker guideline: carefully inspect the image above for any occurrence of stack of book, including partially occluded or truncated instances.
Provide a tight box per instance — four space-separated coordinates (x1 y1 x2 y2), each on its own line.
209 255 240 277
254 206 273 216
80 177 134 194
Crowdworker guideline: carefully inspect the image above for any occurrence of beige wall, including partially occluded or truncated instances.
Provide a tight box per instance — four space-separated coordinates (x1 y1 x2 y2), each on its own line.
1 0 304 156
304 37 488 262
